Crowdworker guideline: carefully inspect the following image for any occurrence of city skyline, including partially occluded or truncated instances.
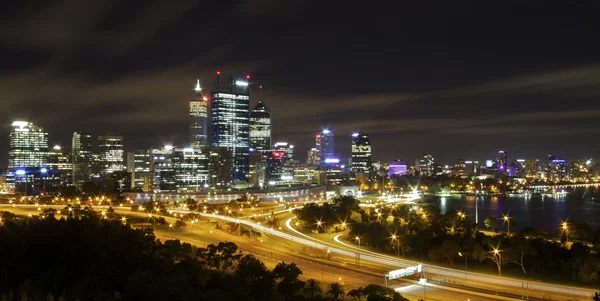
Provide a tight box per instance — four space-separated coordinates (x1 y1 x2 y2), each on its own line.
1 2 599 165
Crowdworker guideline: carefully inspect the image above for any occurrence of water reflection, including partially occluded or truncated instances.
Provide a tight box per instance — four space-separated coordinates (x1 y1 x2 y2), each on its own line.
430 187 600 233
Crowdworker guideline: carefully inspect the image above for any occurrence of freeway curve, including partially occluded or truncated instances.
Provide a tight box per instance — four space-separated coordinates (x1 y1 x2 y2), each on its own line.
197 212 594 299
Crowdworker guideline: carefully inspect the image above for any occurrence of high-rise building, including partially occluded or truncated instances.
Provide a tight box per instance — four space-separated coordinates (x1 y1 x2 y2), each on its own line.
415 153 435 177
48 145 72 185
150 146 176 193
496 150 508 174
273 142 294 161
211 73 250 181
208 147 233 188
172 147 209 192
9 121 48 169
317 129 334 163
266 151 285 185
126 150 152 192
98 134 124 174
306 148 319 165
190 79 208 149
314 134 322 162
249 100 271 153
351 132 371 174
72 132 93 188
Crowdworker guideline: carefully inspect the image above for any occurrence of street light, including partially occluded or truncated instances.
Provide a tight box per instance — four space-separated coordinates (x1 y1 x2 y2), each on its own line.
492 248 502 276
355 236 361 248
458 252 468 283
562 221 569 244
502 213 511 235
391 234 400 258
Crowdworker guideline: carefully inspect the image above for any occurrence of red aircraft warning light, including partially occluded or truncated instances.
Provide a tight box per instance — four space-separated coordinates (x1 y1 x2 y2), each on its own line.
216 70 221 75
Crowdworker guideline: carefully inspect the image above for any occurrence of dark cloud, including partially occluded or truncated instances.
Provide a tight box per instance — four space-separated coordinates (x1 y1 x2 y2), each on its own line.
0 1 599 166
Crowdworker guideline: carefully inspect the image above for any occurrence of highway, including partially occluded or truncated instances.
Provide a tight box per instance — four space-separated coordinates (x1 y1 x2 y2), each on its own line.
1 203 596 300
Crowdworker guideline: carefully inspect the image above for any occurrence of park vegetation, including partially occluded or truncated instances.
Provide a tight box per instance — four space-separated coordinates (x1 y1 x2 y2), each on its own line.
294 196 600 285
0 213 409 301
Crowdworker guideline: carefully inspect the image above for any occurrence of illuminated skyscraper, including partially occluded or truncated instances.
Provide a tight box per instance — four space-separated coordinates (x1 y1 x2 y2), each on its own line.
306 148 319 165
72 132 93 188
249 100 271 153
98 134 124 174
48 145 72 185
415 153 435 177
211 72 250 181
351 132 371 174
189 79 208 149
273 142 294 161
9 121 48 169
317 129 334 163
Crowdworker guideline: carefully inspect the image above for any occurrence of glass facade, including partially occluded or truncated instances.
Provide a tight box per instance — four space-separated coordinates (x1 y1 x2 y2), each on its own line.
211 80 250 181
98 134 124 174
318 129 334 163
249 100 271 153
351 132 372 174
9 121 48 169
189 85 208 149
72 132 93 188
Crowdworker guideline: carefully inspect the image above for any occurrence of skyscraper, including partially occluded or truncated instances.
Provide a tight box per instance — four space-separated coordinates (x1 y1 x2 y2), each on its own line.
314 134 322 162
351 132 371 174
317 129 334 163
273 142 294 161
126 150 152 192
211 73 250 181
9 121 48 169
98 134 124 174
306 148 319 165
48 145 72 185
72 132 93 188
249 100 271 153
415 153 435 177
189 79 208 149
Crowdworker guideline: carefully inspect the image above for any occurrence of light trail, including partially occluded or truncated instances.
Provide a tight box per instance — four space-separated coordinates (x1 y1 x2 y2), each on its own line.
197 212 594 299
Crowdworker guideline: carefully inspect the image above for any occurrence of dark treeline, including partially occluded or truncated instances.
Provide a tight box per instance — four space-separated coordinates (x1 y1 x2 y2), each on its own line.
0 214 409 301
294 196 600 285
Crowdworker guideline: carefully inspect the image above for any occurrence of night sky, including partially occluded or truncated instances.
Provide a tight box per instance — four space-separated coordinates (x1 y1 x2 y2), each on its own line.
1 1 599 167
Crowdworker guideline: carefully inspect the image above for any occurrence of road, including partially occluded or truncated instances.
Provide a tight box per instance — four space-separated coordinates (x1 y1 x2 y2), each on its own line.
1 204 595 301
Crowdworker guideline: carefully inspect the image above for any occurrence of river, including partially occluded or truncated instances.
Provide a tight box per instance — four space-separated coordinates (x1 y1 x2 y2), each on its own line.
429 187 600 234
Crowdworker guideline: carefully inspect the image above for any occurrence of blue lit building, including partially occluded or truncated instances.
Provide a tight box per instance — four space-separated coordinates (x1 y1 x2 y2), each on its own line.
211 73 250 182
317 129 334 163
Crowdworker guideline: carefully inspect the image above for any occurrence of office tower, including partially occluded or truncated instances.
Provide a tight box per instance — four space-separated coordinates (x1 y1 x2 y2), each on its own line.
249 100 271 153
266 151 285 184
208 147 233 188
48 145 72 185
306 148 319 165
190 79 208 149
72 132 93 188
150 146 176 193
388 160 409 177
98 134 124 174
127 150 152 192
172 147 209 192
314 134 322 162
249 151 267 187
415 153 435 177
351 132 371 174
273 142 294 161
317 129 334 163
9 121 48 169
548 157 567 181
211 73 250 181
496 150 508 174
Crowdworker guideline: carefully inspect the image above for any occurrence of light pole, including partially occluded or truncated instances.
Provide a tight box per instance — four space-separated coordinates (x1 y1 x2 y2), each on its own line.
502 213 511 236
391 234 400 258
562 221 569 244
493 248 502 276
458 252 467 283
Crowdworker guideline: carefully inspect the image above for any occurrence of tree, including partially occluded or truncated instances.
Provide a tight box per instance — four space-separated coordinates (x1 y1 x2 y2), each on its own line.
175 219 187 230
440 240 461 266
273 262 305 300
327 282 346 300
236 254 274 301
348 287 364 301
484 216 498 232
592 292 600 301
303 279 322 299
505 234 536 273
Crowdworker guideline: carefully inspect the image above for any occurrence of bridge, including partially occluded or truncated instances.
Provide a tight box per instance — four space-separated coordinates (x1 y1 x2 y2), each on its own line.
527 182 600 189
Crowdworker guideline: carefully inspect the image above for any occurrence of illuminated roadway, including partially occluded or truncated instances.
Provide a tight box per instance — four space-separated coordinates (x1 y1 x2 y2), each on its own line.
2 204 595 300
192 211 595 300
